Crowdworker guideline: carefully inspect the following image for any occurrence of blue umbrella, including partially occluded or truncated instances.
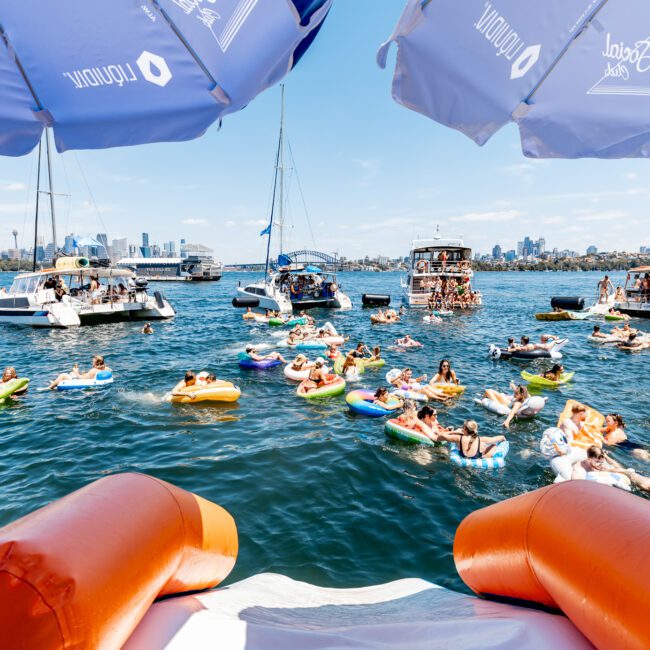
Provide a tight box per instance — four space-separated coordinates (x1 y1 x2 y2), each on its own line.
378 1 650 158
0 0 331 156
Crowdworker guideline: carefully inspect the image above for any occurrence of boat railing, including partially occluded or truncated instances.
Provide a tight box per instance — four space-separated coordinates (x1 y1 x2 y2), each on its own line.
412 260 472 275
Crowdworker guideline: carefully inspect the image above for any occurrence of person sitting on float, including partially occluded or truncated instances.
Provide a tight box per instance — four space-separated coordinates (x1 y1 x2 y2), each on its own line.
437 420 506 459
349 342 370 359
368 345 382 361
396 400 436 440
245 345 286 363
541 364 564 382
170 371 198 399
301 358 333 393
391 368 450 402
417 405 452 440
431 359 459 385
48 355 111 390
289 354 313 373
618 332 649 351
373 387 403 411
483 383 530 429
612 322 637 338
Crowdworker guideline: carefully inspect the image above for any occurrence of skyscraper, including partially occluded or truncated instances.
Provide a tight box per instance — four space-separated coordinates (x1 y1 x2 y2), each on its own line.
96 233 109 259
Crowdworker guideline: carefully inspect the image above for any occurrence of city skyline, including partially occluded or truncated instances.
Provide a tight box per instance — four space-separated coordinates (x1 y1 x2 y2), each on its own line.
0 2 650 262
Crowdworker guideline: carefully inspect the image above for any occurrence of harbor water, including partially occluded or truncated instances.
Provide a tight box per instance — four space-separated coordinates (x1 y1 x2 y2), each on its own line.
0 271 648 594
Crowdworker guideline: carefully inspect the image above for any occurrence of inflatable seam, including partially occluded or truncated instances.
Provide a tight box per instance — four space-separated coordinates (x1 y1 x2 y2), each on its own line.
0 568 64 645
523 484 565 610
137 474 189 577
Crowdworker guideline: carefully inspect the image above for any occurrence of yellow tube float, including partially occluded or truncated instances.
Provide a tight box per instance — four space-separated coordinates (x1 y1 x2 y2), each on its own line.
170 373 241 404
431 383 465 395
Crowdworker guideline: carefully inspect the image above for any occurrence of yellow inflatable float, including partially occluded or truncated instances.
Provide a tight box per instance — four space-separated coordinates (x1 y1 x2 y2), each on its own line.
430 383 465 396
169 372 241 404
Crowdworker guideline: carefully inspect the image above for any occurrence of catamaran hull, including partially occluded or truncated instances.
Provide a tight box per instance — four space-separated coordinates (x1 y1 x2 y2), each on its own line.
0 299 175 328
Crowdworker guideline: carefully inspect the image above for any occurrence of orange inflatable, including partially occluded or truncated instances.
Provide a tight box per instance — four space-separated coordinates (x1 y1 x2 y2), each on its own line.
557 399 604 450
0 473 238 649
454 481 650 650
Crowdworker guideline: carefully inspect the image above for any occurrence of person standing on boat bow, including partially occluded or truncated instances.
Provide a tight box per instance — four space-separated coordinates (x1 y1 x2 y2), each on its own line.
597 275 614 304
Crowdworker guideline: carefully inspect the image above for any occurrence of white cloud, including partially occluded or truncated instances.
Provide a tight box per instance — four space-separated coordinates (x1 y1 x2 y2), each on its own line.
224 220 236 227
0 182 26 191
575 210 627 222
541 215 565 225
449 210 525 223
625 172 638 181
181 218 208 225
244 219 267 226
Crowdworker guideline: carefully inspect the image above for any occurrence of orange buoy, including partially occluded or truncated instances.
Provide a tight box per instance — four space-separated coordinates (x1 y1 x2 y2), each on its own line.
454 481 650 650
0 473 237 649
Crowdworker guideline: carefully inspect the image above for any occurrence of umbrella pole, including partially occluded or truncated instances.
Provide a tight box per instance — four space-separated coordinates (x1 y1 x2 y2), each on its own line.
45 128 58 255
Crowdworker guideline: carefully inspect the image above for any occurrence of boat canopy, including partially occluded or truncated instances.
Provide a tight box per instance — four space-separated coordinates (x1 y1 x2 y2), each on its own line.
16 268 135 280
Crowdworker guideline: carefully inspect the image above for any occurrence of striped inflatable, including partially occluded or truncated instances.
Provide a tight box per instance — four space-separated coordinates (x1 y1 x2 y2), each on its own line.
449 440 509 469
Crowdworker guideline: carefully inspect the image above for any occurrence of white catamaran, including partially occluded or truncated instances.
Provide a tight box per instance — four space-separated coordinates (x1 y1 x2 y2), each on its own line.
0 130 175 328
236 87 351 313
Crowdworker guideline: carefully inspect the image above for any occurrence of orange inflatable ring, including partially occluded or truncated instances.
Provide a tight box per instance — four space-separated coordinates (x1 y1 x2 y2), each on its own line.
0 473 238 649
415 260 429 273
454 481 650 650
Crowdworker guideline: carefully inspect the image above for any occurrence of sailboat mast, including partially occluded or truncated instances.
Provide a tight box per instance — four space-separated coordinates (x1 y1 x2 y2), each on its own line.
33 137 43 272
278 84 285 256
44 128 57 254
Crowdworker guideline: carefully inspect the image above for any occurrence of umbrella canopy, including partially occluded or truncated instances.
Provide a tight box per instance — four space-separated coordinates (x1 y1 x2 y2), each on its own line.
0 0 331 156
378 0 650 158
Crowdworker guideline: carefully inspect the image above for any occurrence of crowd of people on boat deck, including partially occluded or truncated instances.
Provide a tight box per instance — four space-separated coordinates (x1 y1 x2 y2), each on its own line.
419 275 481 310
36 274 137 305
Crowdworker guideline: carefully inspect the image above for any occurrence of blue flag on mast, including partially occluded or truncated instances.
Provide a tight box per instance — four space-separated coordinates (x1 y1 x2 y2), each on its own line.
259 224 272 237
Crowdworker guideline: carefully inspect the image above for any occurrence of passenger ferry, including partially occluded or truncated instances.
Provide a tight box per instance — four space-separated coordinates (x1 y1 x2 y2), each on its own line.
117 254 222 282
0 257 175 327
401 234 481 309
616 266 650 318
237 263 352 313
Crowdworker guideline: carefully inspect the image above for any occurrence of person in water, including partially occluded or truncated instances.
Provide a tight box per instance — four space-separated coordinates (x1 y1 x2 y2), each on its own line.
340 353 361 378
368 345 382 361
289 354 313 372
242 307 256 320
431 359 459 385
618 332 649 351
245 345 287 363
437 420 506 459
326 344 341 359
349 342 370 359
417 405 453 439
483 383 530 429
142 322 154 335
591 325 608 339
541 364 564 382
48 355 111 390
571 445 621 481
373 387 402 411
170 371 198 398
396 334 422 348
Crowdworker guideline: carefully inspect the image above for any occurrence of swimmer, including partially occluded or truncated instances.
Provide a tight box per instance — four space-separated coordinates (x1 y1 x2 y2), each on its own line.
48 355 111 390
326 344 341 359
437 420 506 459
591 325 608 339
483 383 530 429
2 366 27 395
245 345 287 363
373 387 402 411
340 353 361 378
618 332 649 351
431 359 459 385
601 414 649 460
571 445 621 480
142 322 154 335
396 334 422 348
289 354 313 373
242 307 256 320
417 405 452 438
349 342 370 359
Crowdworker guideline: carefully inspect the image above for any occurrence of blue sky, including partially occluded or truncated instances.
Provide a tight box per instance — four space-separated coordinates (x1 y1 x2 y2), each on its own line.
0 0 648 263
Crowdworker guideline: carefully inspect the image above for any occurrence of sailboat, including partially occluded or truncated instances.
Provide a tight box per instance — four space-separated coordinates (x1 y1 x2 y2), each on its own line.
235 86 351 313
0 130 175 327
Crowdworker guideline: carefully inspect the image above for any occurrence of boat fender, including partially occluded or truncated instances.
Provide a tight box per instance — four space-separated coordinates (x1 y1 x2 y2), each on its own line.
362 294 391 307
550 296 585 311
232 296 260 308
